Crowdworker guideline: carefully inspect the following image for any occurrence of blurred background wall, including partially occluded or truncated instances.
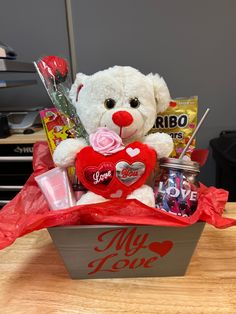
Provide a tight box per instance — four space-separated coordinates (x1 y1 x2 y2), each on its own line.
0 0 70 111
1 0 236 185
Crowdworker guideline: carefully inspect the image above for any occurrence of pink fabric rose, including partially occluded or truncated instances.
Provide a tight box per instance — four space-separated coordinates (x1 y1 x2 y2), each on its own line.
89 127 124 155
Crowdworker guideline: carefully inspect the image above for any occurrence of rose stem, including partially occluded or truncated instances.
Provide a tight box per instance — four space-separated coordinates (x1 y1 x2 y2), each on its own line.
179 108 210 159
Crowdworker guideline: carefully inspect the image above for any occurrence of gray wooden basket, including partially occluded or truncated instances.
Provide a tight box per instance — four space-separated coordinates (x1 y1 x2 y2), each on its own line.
48 222 205 279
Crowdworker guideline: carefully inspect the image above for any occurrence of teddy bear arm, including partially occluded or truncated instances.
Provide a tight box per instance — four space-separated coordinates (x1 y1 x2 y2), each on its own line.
143 133 174 158
53 138 87 168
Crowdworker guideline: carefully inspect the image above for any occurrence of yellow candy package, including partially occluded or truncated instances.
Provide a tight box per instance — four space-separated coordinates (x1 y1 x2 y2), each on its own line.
151 96 198 157
40 108 78 189
40 108 75 155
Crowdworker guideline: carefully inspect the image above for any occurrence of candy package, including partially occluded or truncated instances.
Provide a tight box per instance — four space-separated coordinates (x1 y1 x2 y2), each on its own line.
40 108 80 191
40 108 75 155
151 96 198 158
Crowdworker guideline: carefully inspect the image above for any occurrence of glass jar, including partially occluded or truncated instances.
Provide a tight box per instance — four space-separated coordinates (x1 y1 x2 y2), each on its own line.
154 157 200 217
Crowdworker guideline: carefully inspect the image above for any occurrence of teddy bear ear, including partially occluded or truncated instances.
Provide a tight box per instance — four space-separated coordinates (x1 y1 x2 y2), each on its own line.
147 73 171 113
69 73 88 105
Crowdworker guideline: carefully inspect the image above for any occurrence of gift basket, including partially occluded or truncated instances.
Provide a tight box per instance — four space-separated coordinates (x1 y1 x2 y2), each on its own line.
0 56 235 279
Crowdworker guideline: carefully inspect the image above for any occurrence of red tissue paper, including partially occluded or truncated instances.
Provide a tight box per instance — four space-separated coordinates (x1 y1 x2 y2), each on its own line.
0 142 235 250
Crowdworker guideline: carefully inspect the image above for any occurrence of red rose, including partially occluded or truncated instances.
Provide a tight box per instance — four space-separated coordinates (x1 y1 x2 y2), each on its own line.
37 56 68 83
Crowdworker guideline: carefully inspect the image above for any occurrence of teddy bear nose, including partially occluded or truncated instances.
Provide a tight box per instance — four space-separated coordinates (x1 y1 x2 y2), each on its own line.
112 111 133 127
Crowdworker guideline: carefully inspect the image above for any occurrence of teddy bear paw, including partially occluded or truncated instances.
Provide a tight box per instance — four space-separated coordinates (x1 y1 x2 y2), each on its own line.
127 185 155 207
77 191 109 205
53 138 87 167
143 132 173 158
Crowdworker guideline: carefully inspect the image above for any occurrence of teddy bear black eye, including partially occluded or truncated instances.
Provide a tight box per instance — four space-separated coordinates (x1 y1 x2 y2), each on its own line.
104 98 116 109
129 97 140 108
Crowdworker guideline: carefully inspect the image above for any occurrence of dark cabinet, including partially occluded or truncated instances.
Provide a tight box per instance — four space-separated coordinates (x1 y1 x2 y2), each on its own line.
0 143 33 208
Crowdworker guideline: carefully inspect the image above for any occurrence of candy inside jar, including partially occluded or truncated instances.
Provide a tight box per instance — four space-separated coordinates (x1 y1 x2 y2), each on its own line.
154 158 200 217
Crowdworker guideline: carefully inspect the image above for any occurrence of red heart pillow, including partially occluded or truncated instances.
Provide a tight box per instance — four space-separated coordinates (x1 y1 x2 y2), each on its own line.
75 141 156 199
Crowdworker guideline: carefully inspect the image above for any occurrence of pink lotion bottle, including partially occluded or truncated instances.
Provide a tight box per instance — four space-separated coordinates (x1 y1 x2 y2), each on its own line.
35 167 76 210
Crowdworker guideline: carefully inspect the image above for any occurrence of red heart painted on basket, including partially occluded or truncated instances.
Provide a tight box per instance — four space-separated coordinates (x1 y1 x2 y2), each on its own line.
76 141 156 199
148 241 173 257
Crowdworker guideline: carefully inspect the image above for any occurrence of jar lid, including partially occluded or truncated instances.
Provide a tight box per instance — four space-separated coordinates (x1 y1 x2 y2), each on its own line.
160 157 200 172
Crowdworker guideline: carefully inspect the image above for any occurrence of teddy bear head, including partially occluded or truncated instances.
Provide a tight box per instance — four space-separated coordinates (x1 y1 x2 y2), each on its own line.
70 66 170 143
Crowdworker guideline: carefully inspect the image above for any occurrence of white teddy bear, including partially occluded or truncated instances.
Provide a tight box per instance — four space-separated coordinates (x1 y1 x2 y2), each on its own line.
53 66 173 207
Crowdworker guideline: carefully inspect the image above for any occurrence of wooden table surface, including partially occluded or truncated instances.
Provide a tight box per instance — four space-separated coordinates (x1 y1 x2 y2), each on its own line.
0 203 236 314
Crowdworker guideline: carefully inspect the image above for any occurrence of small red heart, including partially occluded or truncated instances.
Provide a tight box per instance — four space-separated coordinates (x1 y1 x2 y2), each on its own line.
191 149 209 166
76 142 156 199
169 101 177 108
148 241 173 257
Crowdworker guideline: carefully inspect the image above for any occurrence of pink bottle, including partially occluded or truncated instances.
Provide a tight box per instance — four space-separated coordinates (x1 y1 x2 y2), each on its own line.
35 167 76 210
